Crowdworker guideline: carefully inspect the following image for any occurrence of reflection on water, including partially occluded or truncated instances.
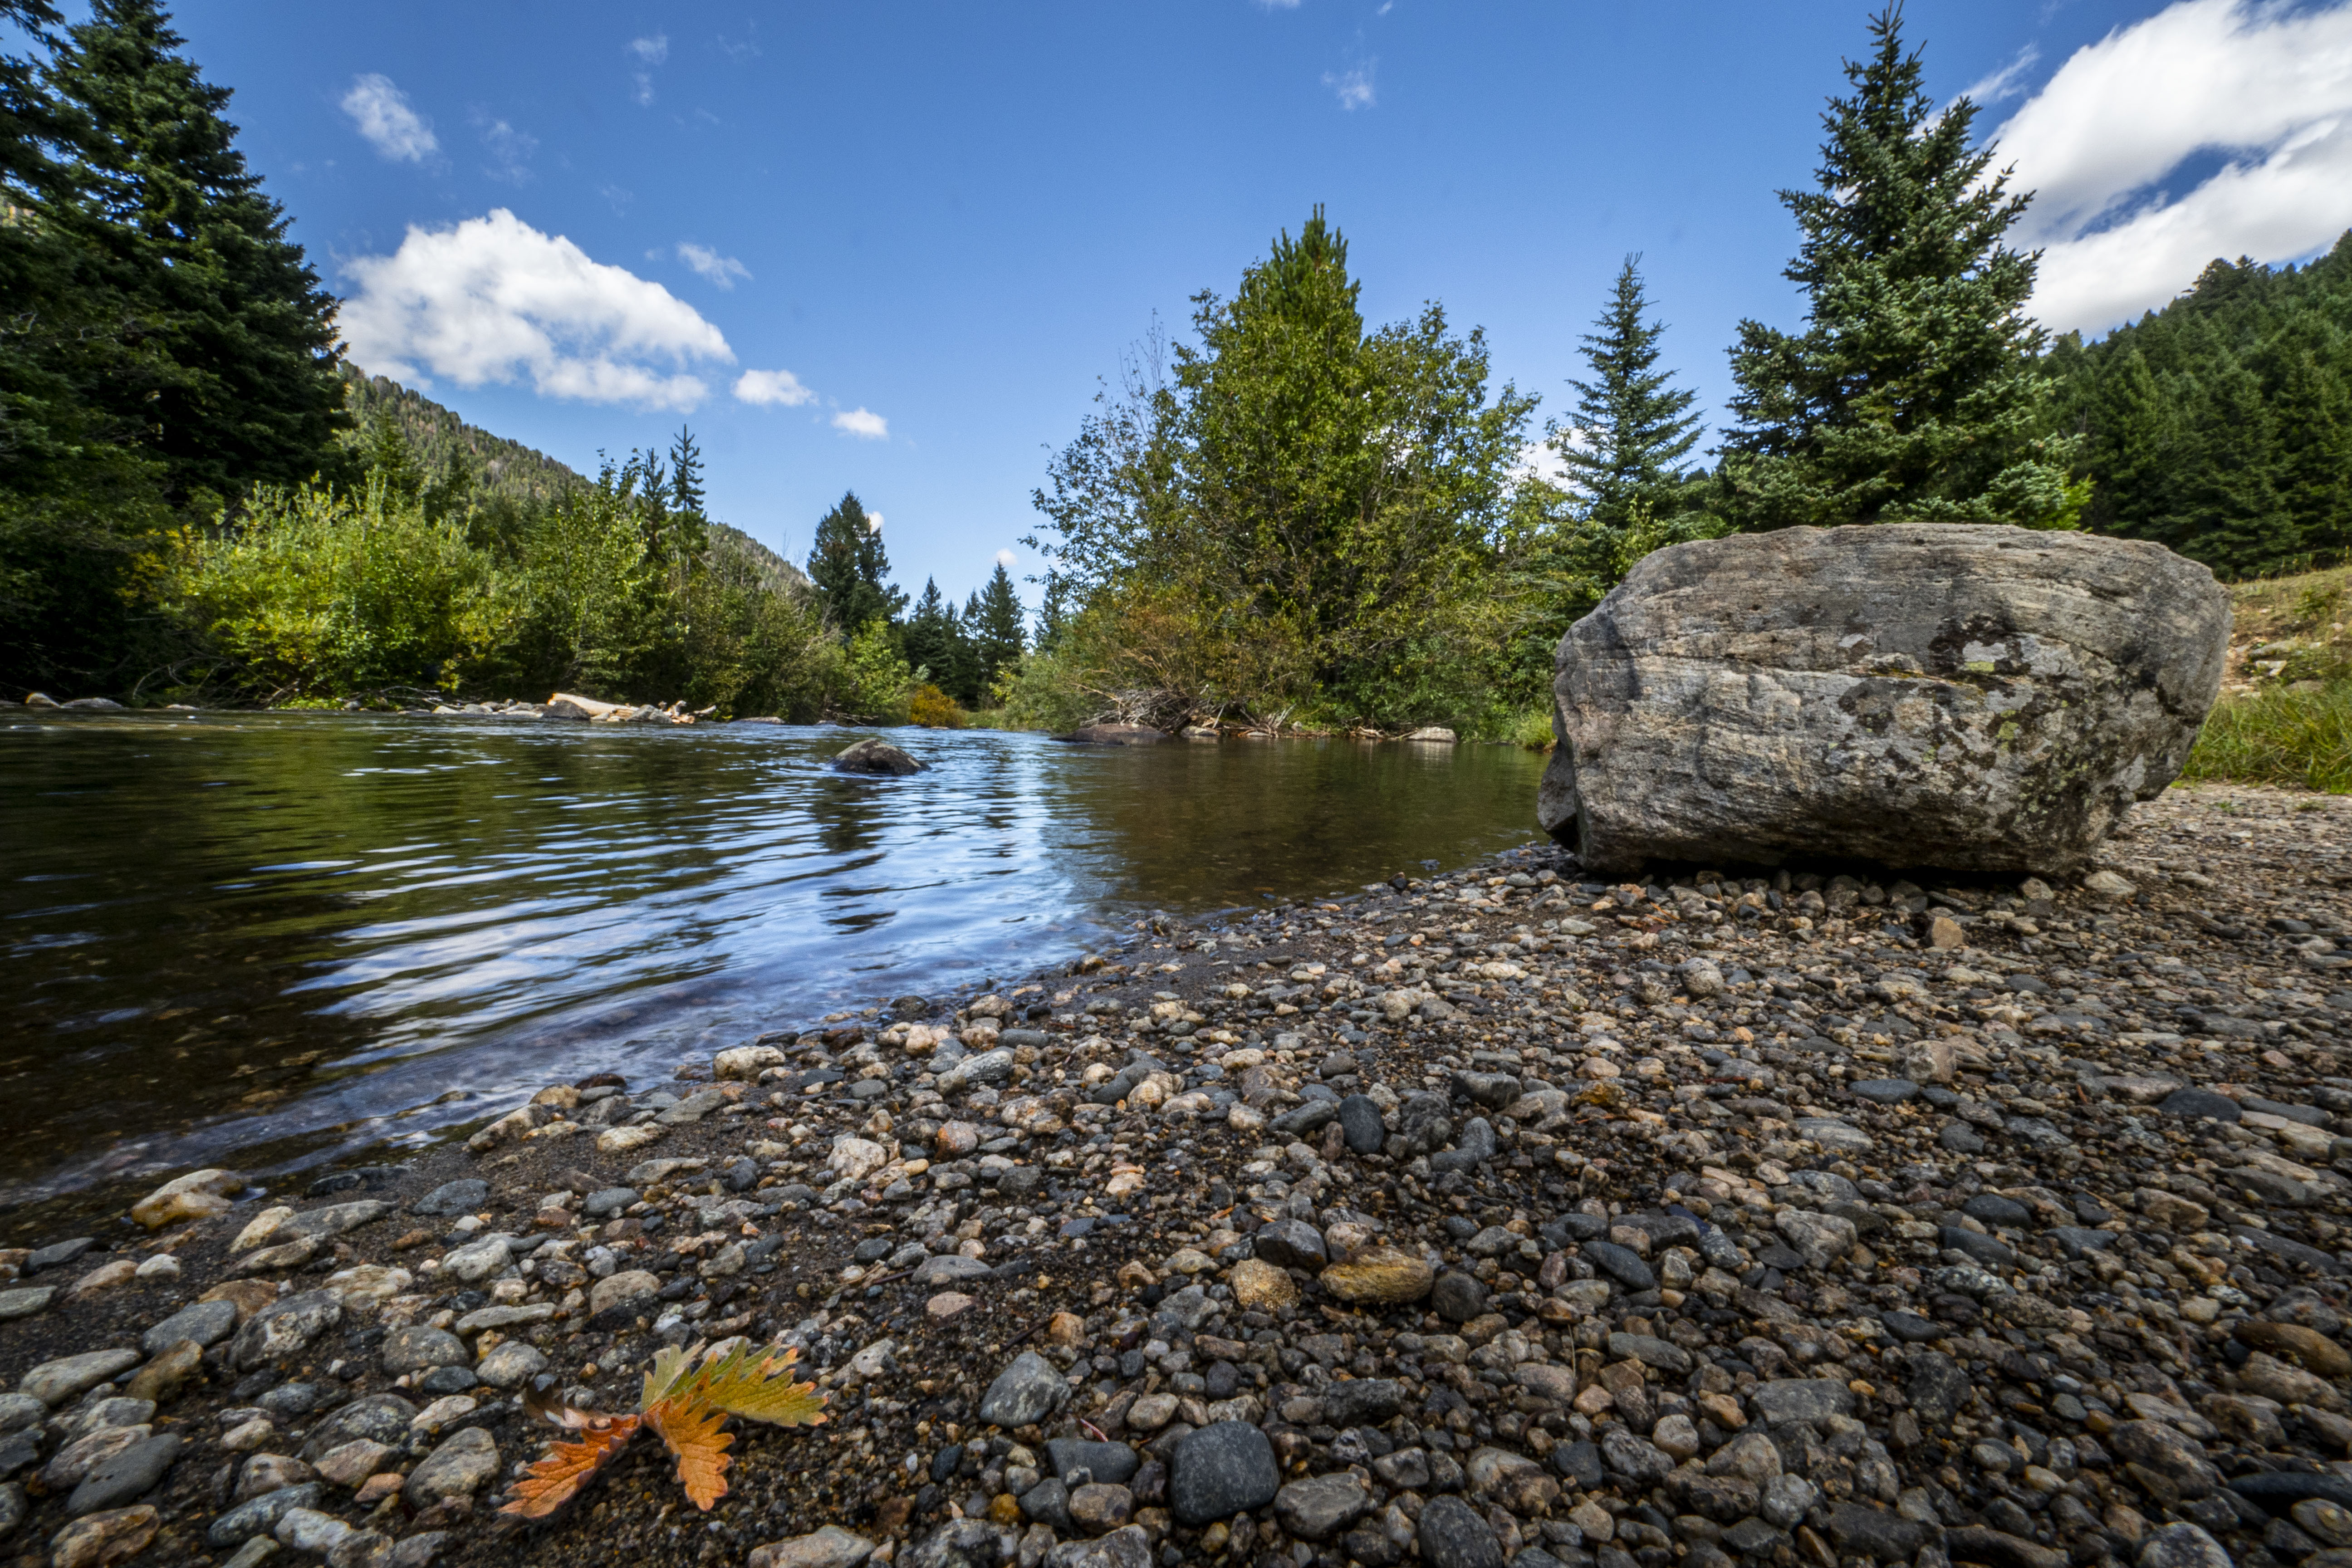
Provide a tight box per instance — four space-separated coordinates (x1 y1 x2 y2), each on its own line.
0 712 1545 1220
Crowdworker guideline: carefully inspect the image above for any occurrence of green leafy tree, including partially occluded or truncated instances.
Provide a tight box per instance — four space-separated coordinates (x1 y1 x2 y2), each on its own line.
805 490 904 633
1029 209 1534 725
1721 5 2078 530
1553 257 1702 528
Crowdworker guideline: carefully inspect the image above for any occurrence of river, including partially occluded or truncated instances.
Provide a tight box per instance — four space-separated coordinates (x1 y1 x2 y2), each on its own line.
0 710 1547 1232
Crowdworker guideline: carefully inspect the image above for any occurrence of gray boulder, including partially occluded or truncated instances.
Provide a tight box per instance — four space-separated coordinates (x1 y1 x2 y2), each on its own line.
1537 524 2228 874
834 740 924 775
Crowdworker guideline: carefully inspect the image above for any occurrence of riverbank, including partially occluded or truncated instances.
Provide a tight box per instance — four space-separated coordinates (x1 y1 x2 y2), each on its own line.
2 780 2350 1568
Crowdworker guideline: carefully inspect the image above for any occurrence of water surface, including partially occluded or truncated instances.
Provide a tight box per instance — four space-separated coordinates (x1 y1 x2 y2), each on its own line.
1 712 1546 1225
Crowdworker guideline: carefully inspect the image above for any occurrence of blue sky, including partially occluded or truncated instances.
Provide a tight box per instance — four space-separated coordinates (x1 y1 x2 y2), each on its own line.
158 0 2352 607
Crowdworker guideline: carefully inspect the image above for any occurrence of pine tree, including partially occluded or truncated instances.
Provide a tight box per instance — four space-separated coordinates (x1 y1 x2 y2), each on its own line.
1722 5 2074 530
804 491 905 632
668 426 706 519
1552 256 1701 528
41 0 347 507
901 577 956 686
971 563 1026 694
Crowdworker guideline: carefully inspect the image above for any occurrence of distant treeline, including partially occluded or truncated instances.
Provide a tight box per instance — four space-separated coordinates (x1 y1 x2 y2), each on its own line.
2049 236 2352 579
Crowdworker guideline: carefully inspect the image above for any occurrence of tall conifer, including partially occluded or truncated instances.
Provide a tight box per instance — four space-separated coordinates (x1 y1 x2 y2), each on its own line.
1722 5 2075 529
804 491 905 633
1552 257 1700 528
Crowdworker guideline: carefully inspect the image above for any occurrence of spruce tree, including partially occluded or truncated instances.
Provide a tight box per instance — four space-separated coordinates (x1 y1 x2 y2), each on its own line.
1722 6 2074 529
41 0 347 506
668 426 706 518
804 490 905 632
1553 256 1701 528
971 563 1026 692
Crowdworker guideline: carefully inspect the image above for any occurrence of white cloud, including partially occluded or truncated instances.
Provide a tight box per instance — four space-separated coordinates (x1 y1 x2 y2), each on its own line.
1959 43 2041 108
867 512 885 532
832 407 889 440
1324 61 1377 110
479 118 536 184
1989 0 2352 332
677 242 750 288
994 548 1018 568
628 34 669 64
632 73 657 107
734 368 814 407
340 74 436 162
341 208 733 411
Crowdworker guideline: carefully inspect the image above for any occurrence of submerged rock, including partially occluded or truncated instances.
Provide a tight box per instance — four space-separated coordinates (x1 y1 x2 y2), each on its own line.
834 740 925 775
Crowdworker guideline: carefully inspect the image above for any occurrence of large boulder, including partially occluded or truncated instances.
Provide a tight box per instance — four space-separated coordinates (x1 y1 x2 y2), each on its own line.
1538 524 2228 875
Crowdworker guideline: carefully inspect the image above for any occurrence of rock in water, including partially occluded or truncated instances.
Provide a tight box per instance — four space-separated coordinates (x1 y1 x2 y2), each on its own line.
1536 524 2229 874
834 740 925 775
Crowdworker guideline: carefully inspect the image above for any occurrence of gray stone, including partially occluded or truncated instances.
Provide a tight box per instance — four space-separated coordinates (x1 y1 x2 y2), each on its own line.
67 1434 180 1515
1537 523 2229 874
1251 1220 1327 1272
405 1426 499 1508
1579 1239 1656 1291
230 1291 343 1371
392 1533 452 1568
1416 1494 1505 1568
1431 1117 1497 1173
1337 1095 1387 1154
1041 1525 1151 1568
583 1188 638 1218
0 1394 42 1433
142 1298 240 1357
475 1341 550 1391
26 1238 94 1274
1018 1478 1072 1531
1941 1226 2017 1269
2138 1524 2233 1568
1168 1421 1280 1526
1825 1504 1926 1561
977 1351 1069 1429
1322 1378 1404 1428
750 1525 879 1568
914 1254 995 1288
280 1200 391 1241
1431 1273 1489 1323
903 1520 1008 1568
298 1396 416 1462
207 1481 323 1547
1749 1378 1857 1426
1044 1440 1140 1486
1606 1333 1692 1374
275 1507 354 1554
1599 1427 1675 1485
1848 1079 1920 1106
835 740 924 775
379 1326 468 1376
20 1349 141 1406
0 1287 55 1322
408 1179 487 1216
2109 1420 2219 1499
2159 1088 2241 1122
1274 1473 1370 1541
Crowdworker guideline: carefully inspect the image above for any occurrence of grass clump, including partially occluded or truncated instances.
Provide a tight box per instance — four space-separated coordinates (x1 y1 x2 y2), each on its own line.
2184 681 2352 794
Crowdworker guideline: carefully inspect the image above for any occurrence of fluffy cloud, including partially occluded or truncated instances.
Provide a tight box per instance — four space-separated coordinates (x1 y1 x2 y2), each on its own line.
994 548 1018 568
1324 61 1376 110
832 407 889 439
1991 0 2352 332
341 74 436 162
734 368 814 407
628 34 669 64
340 209 732 411
678 242 750 288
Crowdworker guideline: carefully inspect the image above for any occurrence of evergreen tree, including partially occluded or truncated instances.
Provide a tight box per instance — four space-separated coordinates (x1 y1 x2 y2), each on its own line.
40 0 348 507
971 563 1026 694
1721 6 2076 530
900 577 957 686
1552 256 1701 528
804 490 905 632
668 425 706 519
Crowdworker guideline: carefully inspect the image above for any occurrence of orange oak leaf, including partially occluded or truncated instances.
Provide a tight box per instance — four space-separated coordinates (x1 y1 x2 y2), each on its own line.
501 1411 642 1519
647 1396 734 1510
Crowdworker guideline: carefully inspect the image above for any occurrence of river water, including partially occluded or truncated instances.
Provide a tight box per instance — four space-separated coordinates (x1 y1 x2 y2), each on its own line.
1 710 1546 1229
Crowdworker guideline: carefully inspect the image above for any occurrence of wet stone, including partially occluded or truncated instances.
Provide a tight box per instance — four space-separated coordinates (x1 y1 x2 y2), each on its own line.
1168 1421 1279 1526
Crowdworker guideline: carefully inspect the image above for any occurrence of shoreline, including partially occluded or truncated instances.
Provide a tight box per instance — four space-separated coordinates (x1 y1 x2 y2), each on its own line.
0 781 2347 1568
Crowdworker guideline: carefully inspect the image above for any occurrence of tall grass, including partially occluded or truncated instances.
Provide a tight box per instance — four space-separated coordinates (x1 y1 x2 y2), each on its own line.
2183 681 2352 794
1502 705 1556 751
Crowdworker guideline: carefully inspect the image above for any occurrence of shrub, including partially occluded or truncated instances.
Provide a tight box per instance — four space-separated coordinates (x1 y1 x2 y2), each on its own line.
907 683 965 728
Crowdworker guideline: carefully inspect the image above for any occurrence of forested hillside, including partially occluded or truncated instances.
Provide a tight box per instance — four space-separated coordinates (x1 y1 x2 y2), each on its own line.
2051 232 2352 578
339 369 579 509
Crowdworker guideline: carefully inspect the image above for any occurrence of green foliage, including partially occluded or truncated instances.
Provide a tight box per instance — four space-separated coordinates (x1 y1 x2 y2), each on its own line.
805 492 905 634
2183 681 2352 794
1028 209 1535 728
172 475 511 699
1722 7 2077 530
2046 237 2352 578
835 620 914 724
1552 256 1703 529
970 564 1027 693
901 577 982 705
